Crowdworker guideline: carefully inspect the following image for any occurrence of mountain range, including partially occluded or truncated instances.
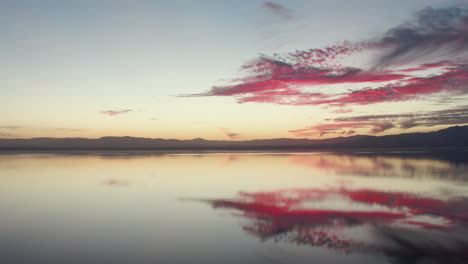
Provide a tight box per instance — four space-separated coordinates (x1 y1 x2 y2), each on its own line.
1 126 467 150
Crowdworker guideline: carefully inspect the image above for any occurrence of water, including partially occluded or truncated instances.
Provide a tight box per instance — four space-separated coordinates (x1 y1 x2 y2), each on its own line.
1 150 467 264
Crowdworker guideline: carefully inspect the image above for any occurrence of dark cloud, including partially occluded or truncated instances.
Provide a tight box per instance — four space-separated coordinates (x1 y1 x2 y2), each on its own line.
370 122 395 133
218 128 241 139
183 6 468 109
374 7 468 68
100 109 132 116
262 1 294 20
334 107 468 129
289 106 468 137
334 113 416 122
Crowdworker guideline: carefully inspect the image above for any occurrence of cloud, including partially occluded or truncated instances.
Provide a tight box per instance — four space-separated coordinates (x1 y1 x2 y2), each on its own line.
101 178 130 187
331 108 353 114
0 126 20 129
374 7 468 68
289 122 394 137
0 126 20 138
56 128 89 132
218 127 241 139
262 1 294 20
0 132 16 138
100 109 132 116
182 6 468 109
370 122 395 133
334 107 468 129
289 106 468 137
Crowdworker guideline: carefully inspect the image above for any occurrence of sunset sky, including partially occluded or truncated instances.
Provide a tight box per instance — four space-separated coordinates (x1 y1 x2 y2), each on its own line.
3 0 468 140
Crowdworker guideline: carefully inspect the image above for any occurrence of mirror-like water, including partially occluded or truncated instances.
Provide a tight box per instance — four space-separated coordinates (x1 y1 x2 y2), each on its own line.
1 150 467 264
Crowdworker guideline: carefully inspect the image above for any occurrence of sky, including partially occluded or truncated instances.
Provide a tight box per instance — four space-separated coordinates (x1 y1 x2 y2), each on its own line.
2 0 468 140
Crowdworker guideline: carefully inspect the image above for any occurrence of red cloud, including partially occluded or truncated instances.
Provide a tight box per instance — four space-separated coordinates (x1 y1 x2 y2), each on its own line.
234 64 468 107
182 7 468 110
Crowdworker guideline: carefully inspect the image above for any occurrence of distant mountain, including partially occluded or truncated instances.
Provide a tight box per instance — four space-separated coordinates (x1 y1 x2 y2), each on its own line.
333 125 468 149
0 126 467 150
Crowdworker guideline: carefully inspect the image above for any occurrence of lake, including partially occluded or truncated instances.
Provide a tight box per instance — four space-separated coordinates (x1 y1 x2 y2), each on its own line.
1 150 467 264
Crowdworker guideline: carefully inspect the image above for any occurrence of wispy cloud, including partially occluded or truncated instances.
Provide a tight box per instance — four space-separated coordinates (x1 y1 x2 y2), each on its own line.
262 1 294 20
101 178 130 187
0 132 16 138
0 126 20 138
183 7 468 109
218 127 241 139
290 106 468 137
56 128 89 132
100 109 132 116
331 108 353 114
336 107 468 129
289 122 394 137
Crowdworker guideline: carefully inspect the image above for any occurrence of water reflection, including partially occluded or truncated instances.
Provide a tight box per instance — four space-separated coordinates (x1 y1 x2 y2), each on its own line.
199 187 468 263
289 153 468 181
1 151 467 264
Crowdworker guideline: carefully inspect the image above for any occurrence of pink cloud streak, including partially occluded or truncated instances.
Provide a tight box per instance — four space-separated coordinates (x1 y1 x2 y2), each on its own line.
100 109 132 116
182 7 468 110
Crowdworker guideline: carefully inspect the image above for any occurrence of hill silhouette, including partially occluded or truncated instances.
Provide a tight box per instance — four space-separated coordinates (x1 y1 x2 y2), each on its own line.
0 126 467 150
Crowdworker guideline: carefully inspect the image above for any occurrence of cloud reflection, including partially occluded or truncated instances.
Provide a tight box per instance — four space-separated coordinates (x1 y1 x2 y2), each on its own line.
289 154 468 181
198 187 468 263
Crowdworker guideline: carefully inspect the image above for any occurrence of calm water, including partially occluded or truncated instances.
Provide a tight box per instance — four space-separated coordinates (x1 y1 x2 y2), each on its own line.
1 150 467 264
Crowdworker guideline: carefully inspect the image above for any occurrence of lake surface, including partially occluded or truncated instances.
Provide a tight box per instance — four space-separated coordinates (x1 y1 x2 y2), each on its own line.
1 150 467 264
